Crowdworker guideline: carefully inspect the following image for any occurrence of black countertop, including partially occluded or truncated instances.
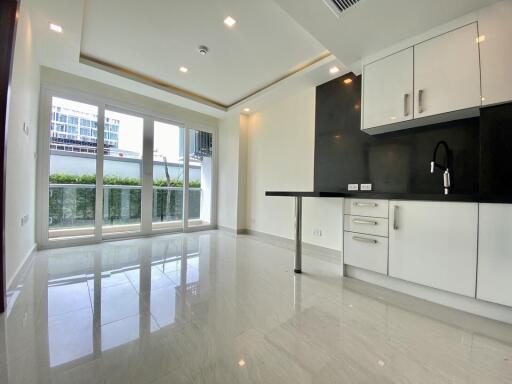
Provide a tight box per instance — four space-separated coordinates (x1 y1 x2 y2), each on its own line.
265 191 512 203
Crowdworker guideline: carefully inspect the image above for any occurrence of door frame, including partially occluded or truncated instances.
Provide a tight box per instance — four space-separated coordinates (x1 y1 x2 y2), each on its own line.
0 0 20 313
36 85 217 249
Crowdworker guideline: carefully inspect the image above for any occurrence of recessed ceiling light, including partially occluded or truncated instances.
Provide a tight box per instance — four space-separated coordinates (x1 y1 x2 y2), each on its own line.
179 66 189 73
224 16 237 27
343 78 353 84
238 359 246 367
329 66 340 75
476 35 486 43
243 108 251 113
49 23 63 33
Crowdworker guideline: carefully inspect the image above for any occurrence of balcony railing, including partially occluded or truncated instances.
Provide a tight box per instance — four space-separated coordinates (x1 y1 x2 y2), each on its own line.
49 184 201 232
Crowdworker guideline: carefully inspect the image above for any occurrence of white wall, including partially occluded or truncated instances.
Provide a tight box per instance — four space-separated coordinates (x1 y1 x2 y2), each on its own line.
217 113 249 231
5 0 40 286
245 88 343 251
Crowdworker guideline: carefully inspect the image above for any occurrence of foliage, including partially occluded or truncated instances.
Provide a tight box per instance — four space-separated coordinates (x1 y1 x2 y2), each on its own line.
49 173 201 188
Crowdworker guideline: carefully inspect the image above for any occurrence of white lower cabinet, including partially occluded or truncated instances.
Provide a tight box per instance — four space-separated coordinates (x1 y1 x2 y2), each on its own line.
344 232 388 275
477 204 512 307
388 201 478 297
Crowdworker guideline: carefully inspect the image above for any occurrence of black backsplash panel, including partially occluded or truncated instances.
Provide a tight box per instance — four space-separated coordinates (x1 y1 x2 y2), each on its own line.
479 102 512 195
314 73 481 194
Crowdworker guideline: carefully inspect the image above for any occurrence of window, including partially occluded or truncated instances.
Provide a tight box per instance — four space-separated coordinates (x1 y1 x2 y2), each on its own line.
40 90 216 247
48 96 98 240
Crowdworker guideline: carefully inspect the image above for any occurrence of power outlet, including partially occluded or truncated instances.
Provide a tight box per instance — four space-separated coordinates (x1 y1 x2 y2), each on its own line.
348 184 359 191
360 183 372 191
313 228 322 237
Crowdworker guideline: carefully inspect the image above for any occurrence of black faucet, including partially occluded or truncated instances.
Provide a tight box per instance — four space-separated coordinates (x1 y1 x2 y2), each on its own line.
431 141 451 195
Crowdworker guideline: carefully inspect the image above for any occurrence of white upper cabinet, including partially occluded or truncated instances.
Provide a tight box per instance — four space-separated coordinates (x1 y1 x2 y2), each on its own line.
362 22 482 134
362 48 413 130
479 1 512 106
388 201 478 297
477 204 512 307
414 23 481 119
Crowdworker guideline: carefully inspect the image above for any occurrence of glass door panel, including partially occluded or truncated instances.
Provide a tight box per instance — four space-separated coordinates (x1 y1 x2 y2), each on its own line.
188 129 213 227
48 97 98 240
152 121 184 231
102 110 143 235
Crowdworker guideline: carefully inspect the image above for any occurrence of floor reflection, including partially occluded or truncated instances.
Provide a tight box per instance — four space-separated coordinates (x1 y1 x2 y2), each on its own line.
31 235 203 371
1 231 512 384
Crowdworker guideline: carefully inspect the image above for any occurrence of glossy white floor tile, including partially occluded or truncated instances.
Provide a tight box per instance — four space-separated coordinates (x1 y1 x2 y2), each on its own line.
1 230 512 383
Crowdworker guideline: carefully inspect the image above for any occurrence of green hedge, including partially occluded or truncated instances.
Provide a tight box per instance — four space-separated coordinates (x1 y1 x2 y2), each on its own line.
49 173 200 188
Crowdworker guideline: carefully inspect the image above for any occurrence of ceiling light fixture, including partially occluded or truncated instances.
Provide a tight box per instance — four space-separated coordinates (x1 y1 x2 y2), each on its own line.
224 16 237 27
238 359 246 367
329 66 340 75
243 108 251 113
343 78 353 84
49 23 63 33
476 35 486 43
179 66 189 73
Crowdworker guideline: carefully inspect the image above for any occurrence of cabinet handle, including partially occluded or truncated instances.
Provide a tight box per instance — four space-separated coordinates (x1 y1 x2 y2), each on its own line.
353 202 378 207
352 219 378 226
404 93 409 116
353 236 378 244
418 89 424 113
393 205 399 230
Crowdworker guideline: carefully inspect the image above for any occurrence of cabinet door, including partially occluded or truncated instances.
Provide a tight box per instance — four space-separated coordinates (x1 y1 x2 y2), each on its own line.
479 1 512 106
477 204 512 307
414 23 481 118
389 201 478 297
362 48 413 130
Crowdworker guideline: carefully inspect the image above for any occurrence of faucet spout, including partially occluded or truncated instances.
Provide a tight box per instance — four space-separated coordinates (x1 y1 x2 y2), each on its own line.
431 141 451 194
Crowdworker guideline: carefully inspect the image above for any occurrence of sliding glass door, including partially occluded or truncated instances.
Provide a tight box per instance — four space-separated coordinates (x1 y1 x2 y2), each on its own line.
152 121 184 231
48 96 98 240
188 129 213 227
102 109 143 236
40 90 216 247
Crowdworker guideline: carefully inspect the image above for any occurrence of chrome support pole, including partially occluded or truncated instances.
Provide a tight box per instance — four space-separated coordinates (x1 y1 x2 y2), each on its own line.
294 196 302 273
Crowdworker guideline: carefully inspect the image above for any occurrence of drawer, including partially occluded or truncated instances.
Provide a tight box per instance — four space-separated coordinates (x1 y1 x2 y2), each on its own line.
344 215 388 237
344 232 388 275
344 199 389 218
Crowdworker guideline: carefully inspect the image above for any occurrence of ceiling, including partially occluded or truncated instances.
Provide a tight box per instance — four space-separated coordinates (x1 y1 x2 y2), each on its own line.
80 0 327 108
274 0 501 69
24 0 501 118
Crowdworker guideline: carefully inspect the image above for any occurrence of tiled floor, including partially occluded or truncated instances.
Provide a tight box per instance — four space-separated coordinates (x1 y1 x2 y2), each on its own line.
1 231 512 383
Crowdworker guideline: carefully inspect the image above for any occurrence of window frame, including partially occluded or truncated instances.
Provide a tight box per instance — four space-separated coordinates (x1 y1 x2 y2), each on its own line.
37 86 217 249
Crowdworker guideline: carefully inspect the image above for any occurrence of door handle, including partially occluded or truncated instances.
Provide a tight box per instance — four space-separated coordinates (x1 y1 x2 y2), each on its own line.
352 219 378 226
352 236 378 244
418 89 424 113
404 93 409 116
393 205 399 230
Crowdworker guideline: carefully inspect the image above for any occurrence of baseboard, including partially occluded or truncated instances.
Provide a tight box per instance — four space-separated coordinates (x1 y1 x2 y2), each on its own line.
245 229 341 262
217 226 248 235
6 243 36 292
346 265 512 325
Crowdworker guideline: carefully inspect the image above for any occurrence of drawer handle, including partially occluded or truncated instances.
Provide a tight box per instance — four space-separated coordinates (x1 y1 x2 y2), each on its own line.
352 236 378 244
353 202 378 207
352 219 378 226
